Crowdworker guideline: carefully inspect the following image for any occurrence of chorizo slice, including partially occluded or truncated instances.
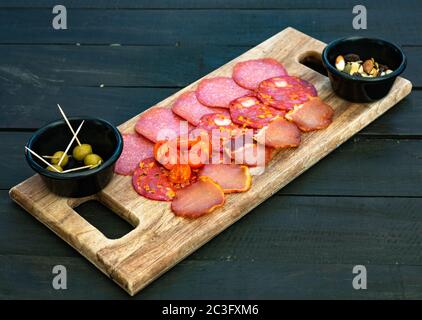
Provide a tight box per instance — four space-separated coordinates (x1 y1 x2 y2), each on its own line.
257 76 317 111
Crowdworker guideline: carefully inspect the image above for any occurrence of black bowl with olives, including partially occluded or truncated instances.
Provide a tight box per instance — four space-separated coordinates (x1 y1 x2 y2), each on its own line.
25 117 123 197
322 37 407 102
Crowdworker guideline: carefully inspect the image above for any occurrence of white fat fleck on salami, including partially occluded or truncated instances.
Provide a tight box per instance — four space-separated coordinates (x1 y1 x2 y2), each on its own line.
172 91 228 126
232 58 287 90
135 107 191 143
196 77 251 108
114 133 154 175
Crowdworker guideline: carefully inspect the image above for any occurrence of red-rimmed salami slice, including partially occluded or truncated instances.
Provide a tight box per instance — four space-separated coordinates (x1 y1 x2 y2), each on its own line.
285 97 334 132
196 77 251 108
229 95 285 129
132 157 175 201
114 133 154 176
232 58 287 90
257 76 317 111
135 107 190 143
172 91 229 126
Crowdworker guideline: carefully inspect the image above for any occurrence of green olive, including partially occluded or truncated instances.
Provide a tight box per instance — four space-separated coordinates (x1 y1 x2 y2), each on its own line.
46 164 63 172
84 154 103 168
72 144 93 161
50 151 69 167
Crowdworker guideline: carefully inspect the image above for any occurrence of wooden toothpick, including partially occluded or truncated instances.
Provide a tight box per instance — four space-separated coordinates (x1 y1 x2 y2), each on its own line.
61 164 93 174
25 147 61 173
57 120 85 167
57 104 82 146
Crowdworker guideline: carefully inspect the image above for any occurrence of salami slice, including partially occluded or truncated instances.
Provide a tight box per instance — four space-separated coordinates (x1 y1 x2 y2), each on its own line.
198 164 252 193
135 107 190 143
172 91 229 126
255 118 301 149
196 113 248 154
196 77 251 108
114 133 154 175
171 176 225 219
132 158 175 201
285 97 334 132
229 95 285 129
232 58 287 90
257 76 317 111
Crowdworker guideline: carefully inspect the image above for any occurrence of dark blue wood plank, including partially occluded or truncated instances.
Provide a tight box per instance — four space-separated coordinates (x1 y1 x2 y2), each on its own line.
0 9 421 45
3 254 422 299
0 46 419 87
0 0 420 10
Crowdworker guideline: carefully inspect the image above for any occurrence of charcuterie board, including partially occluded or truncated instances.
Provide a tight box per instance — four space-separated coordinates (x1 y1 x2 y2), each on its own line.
9 27 412 295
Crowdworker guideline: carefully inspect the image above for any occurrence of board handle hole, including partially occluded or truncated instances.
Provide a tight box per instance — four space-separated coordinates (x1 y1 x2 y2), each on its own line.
298 51 328 77
74 200 135 240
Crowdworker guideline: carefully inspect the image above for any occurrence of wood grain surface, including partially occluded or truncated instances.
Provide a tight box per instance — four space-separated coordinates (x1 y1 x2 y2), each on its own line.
9 27 412 295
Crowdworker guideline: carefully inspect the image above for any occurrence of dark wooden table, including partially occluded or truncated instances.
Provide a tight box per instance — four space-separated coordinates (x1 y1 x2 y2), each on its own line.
1 0 421 299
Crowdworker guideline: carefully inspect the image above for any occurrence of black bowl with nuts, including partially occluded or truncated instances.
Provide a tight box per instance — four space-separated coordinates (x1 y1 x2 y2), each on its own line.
322 37 407 102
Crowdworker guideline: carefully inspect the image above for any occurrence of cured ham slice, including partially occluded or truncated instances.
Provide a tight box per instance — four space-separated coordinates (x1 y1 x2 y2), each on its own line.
285 97 334 132
257 76 317 111
255 118 301 148
196 77 251 108
229 95 285 129
199 164 252 193
135 107 190 143
114 133 154 175
171 176 225 218
232 58 287 90
172 91 229 126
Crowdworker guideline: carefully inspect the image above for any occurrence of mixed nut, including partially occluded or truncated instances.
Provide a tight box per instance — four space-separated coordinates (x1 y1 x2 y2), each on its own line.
335 54 393 78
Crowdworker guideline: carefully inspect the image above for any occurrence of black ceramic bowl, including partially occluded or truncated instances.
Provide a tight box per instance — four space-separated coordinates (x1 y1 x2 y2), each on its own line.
322 37 407 102
25 117 123 198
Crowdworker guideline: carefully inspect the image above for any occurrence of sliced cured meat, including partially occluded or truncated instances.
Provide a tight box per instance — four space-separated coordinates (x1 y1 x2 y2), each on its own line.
285 97 334 132
226 142 275 167
255 118 301 149
196 113 251 154
171 176 225 219
169 164 192 184
229 95 285 129
257 76 317 111
232 58 287 90
154 136 211 170
199 164 252 193
135 107 190 143
172 91 229 126
196 77 251 108
132 158 175 201
114 133 154 175
197 113 242 135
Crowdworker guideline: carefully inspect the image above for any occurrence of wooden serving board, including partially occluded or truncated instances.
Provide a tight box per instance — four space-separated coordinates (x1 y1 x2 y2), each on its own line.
9 28 412 295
